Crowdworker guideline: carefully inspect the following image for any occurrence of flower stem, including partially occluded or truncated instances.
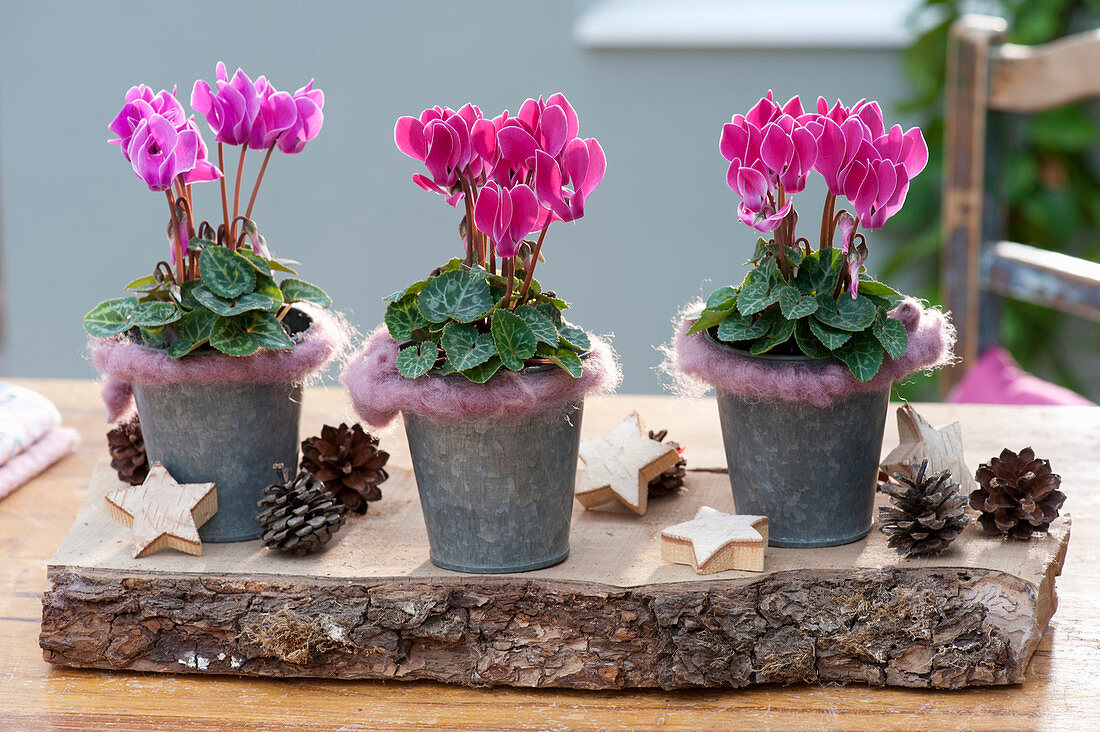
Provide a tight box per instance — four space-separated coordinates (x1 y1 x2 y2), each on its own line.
166 190 185 284
518 224 549 303
503 256 515 309
245 143 276 220
217 143 231 243
231 145 247 247
460 179 475 268
820 193 836 249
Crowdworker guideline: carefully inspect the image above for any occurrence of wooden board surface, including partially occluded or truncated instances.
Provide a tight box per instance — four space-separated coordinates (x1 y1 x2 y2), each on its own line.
40 459 1069 689
3 379 1100 729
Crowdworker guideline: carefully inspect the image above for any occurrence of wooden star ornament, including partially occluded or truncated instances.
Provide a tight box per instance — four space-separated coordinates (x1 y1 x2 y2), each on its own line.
575 412 681 515
881 404 974 493
104 462 218 558
661 506 768 574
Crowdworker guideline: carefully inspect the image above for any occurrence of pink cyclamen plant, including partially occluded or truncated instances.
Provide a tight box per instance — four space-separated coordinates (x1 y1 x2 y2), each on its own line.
105 65 324 284
719 91 927 297
394 93 605 306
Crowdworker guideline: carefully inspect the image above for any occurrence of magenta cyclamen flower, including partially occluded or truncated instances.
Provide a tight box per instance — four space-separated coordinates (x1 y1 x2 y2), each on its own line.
534 138 606 223
191 63 260 146
277 80 325 154
248 76 297 150
108 85 186 161
473 183 539 258
126 114 201 192
720 93 817 232
395 104 483 201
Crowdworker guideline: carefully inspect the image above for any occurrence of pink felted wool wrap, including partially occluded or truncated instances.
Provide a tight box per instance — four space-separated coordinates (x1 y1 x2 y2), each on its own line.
343 326 621 429
665 298 955 408
90 304 351 422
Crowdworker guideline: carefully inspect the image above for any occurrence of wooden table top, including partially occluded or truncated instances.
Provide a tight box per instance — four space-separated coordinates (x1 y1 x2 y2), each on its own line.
2 378 1098 731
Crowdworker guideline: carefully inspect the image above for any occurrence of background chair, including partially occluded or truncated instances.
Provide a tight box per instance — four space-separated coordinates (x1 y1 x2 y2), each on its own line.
942 14 1100 397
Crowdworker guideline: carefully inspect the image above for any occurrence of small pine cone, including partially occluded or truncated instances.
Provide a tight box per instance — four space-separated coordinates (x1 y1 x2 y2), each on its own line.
257 465 348 555
970 447 1066 540
301 423 389 514
647 429 686 498
879 459 970 557
107 418 149 485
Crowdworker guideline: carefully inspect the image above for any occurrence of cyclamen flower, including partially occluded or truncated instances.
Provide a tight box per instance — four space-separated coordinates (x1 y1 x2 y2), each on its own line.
534 138 606 223
473 183 539 258
395 104 483 203
125 113 201 191
181 119 223 184
248 76 297 150
108 85 186 160
276 80 325 154
191 63 260 146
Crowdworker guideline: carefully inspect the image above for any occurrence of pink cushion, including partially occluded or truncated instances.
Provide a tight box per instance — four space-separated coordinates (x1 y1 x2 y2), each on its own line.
949 346 1095 406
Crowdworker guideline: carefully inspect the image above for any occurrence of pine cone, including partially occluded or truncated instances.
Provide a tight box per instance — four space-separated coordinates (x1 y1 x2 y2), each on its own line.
301 423 389 514
257 465 348 555
647 429 686 498
107 418 148 485
970 447 1066 539
878 459 970 557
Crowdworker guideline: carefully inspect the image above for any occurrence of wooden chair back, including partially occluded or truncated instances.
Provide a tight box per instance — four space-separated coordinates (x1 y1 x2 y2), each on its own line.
941 14 1100 391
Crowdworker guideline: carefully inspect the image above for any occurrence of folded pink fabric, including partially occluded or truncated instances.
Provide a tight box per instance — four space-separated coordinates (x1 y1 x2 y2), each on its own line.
949 346 1095 406
0 426 81 501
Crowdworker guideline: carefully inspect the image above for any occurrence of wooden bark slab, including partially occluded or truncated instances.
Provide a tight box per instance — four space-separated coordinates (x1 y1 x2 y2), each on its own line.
40 459 1069 690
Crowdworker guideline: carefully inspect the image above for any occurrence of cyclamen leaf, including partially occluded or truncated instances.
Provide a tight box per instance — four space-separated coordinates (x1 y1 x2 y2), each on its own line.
834 331 884 382
736 277 777 316
193 286 278 316
254 274 285 306
716 312 770 342
749 316 795 354
200 246 256 298
491 310 537 371
138 326 171 348
235 248 272 276
705 286 738 310
858 279 901 299
243 311 295 351
547 346 583 378
813 293 877 331
514 304 559 345
187 237 214 253
124 275 158 291
778 286 818 319
396 342 439 379
130 300 181 327
269 258 299 275
83 298 137 337
209 316 261 357
535 301 564 326
385 295 426 341
167 338 199 359
441 323 496 370
686 306 736 335
417 268 494 324
794 320 833 359
280 278 332 308
875 316 910 360
807 317 852 349
173 308 217 344
460 355 502 383
558 322 591 352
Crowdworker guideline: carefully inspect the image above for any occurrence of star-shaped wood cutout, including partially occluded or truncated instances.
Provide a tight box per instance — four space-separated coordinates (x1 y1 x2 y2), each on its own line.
575 412 681 515
104 462 218 558
661 506 768 574
881 404 973 493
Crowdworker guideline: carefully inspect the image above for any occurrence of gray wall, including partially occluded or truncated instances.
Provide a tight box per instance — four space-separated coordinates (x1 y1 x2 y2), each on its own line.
0 1 915 392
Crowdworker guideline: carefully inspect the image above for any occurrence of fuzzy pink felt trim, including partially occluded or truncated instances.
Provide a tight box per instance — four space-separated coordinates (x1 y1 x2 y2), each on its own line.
342 326 621 429
90 304 351 422
663 298 955 407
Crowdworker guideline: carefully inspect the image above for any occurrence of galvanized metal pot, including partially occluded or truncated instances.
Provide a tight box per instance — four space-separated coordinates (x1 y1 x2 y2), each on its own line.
403 399 584 574
132 380 304 543
708 338 891 548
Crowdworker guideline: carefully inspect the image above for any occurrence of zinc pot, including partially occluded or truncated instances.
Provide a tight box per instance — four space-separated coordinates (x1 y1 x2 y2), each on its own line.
403 395 584 574
132 379 303 542
708 335 891 548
